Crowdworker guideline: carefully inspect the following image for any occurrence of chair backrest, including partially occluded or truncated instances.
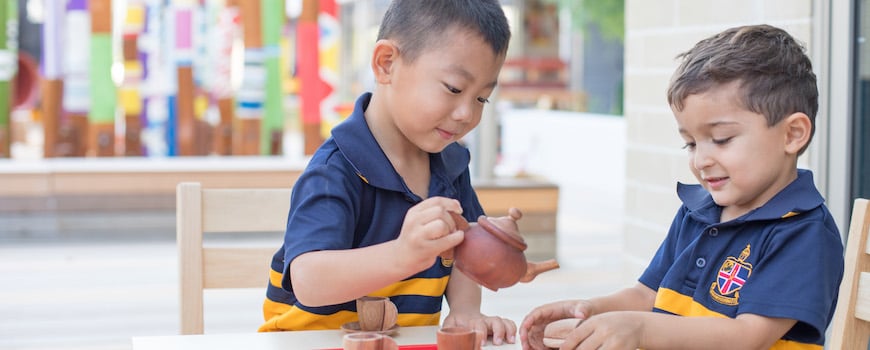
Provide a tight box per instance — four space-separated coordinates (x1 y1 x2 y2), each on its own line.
176 182 291 335
829 198 870 349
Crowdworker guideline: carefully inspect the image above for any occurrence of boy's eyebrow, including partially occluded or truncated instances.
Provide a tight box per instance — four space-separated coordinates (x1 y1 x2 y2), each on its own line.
446 64 499 89
678 120 739 134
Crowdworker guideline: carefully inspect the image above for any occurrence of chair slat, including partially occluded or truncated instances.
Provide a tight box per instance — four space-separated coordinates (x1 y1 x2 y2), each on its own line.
203 247 277 289
201 189 291 233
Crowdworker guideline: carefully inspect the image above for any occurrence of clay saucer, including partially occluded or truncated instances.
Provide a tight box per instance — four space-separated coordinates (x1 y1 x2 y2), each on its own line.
341 321 400 336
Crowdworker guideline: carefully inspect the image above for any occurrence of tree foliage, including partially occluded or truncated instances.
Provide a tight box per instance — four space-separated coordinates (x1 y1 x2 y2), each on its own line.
543 0 624 42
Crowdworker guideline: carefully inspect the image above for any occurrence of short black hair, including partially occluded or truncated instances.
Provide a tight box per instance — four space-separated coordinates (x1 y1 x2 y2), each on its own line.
667 24 818 154
377 0 511 63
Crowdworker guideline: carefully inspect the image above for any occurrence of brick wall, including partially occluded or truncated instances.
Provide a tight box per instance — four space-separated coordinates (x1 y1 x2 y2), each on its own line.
622 0 814 277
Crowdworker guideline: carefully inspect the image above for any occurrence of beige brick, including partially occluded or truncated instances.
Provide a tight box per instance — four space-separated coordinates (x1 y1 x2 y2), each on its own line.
625 149 680 188
626 111 680 147
623 222 667 262
675 0 764 26
624 73 672 108
626 0 678 30
762 0 812 21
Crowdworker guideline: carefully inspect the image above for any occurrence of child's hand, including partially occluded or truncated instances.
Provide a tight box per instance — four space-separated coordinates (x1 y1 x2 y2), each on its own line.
396 197 465 271
443 311 517 347
556 311 644 350
519 299 591 350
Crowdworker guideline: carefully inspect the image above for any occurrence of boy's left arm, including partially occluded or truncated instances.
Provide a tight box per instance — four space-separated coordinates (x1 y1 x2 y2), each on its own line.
443 268 517 346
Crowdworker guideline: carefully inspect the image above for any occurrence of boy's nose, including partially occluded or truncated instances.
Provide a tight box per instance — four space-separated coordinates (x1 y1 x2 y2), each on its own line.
692 146 714 170
451 102 473 122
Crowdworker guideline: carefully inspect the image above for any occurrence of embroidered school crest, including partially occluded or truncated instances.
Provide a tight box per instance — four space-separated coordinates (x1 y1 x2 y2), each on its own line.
709 244 753 306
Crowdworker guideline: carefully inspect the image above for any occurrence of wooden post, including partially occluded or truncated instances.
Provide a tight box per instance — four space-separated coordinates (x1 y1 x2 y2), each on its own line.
235 0 264 155
89 0 116 156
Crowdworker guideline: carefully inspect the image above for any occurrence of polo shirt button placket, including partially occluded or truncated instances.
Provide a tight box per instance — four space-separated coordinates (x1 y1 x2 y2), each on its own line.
708 227 719 237
695 257 706 268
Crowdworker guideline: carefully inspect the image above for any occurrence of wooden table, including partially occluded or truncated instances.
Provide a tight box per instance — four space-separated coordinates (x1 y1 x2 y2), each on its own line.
131 326 522 349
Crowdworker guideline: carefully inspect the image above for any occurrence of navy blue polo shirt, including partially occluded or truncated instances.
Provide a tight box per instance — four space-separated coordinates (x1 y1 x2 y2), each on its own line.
260 92 485 331
639 169 844 348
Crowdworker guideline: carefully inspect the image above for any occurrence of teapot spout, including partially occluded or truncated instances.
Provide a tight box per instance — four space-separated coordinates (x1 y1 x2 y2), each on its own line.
520 259 560 283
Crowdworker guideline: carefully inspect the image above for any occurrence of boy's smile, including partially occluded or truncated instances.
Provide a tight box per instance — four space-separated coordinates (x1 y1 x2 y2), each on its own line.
673 81 800 222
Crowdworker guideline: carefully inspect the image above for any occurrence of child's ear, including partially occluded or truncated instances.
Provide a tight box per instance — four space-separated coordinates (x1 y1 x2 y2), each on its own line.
783 112 812 154
371 39 399 84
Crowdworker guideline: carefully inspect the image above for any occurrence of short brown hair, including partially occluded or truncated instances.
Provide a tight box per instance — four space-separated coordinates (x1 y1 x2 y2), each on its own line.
667 24 818 154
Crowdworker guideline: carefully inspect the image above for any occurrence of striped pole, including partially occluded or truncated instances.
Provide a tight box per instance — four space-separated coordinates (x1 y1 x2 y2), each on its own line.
211 0 240 155
63 0 90 157
174 0 196 156
89 0 116 156
41 0 64 157
235 0 264 155
121 0 145 156
317 0 339 141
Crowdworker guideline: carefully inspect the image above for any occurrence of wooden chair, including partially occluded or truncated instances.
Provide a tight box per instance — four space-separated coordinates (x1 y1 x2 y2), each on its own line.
176 182 291 334
829 198 870 349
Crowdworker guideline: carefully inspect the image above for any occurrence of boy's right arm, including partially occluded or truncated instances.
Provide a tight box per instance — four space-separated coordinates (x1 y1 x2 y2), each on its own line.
290 197 466 307
519 283 655 350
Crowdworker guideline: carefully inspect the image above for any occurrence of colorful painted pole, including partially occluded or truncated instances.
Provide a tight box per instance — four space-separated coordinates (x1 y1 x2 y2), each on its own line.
0 0 16 157
261 0 285 155
173 0 196 156
317 0 339 140
138 0 171 157
41 0 65 158
297 0 321 155
121 0 146 156
235 0 264 155
63 0 90 157
89 0 116 156
211 0 240 155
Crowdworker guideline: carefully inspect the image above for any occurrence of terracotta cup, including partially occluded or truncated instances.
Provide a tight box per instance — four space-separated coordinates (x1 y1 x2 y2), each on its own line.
342 332 398 350
356 296 398 331
436 326 483 350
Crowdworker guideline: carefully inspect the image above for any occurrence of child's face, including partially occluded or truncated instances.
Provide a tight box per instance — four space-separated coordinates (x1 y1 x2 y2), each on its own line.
385 28 504 153
673 81 798 220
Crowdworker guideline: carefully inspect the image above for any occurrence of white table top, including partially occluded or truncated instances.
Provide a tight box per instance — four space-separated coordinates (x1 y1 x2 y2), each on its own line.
131 326 521 349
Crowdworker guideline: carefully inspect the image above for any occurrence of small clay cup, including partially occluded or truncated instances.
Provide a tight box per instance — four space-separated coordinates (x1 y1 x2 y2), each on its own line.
342 332 398 350
356 296 398 331
437 326 484 350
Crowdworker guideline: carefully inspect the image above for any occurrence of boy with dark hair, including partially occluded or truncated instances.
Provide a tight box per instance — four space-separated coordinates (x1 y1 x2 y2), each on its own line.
519 24 843 350
260 0 516 346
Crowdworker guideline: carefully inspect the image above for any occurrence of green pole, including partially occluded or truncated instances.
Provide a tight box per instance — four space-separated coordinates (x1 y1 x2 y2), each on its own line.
0 0 16 157
260 0 284 155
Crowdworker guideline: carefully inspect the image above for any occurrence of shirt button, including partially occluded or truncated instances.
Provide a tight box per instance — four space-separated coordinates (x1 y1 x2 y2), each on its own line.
695 258 706 268
709 228 719 237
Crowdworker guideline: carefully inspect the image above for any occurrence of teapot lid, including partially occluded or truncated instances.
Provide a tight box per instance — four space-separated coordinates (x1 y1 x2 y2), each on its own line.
477 208 528 251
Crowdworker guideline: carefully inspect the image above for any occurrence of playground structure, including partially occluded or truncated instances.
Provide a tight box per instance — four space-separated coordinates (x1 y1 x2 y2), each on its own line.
2 0 344 158
3 0 581 160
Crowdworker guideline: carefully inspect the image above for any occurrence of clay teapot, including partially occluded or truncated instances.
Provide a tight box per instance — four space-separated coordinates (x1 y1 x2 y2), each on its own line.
445 208 559 291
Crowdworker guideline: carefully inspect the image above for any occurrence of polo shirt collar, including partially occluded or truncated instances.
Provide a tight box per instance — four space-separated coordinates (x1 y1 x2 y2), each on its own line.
332 93 470 193
677 169 824 224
